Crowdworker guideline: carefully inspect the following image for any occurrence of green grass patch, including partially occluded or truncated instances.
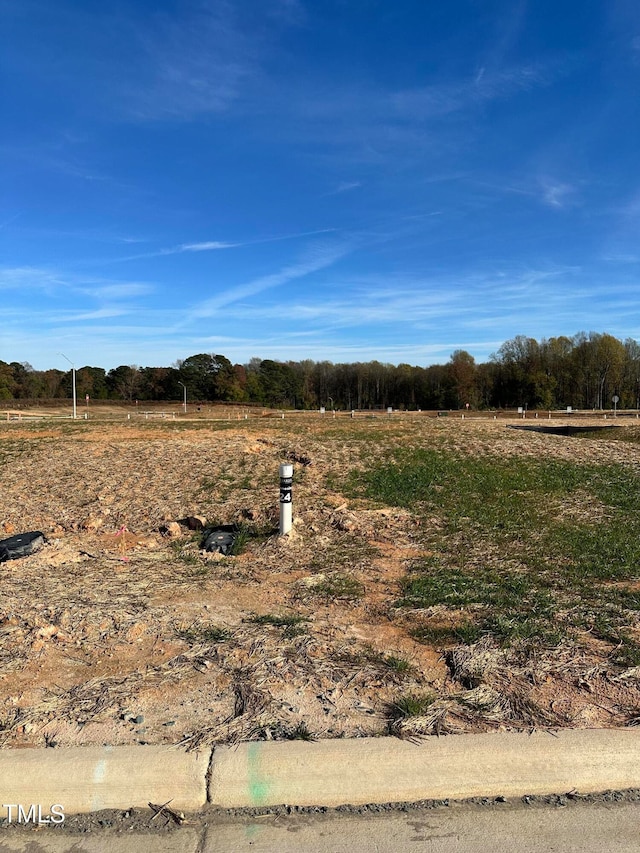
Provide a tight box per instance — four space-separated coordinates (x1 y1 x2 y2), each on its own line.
381 654 414 674
410 622 483 646
246 612 309 638
176 623 231 644
612 640 640 668
345 448 640 657
305 572 364 601
387 692 437 722
337 645 415 675
285 722 316 741
169 539 203 568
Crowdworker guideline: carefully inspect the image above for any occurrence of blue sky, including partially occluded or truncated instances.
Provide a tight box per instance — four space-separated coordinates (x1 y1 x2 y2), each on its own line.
2 0 640 371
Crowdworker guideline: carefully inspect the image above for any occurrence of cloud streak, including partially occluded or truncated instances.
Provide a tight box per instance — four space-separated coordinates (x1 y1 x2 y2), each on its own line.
0 266 155 304
105 228 337 264
113 2 305 122
181 242 350 324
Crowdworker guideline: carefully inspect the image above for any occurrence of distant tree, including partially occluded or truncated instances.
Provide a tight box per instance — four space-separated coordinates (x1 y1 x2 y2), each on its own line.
211 355 244 401
492 335 542 407
622 338 640 409
541 336 574 408
447 350 477 408
290 359 317 409
311 360 333 408
107 365 141 401
0 361 16 400
138 366 179 400
394 363 417 410
76 366 108 400
41 369 64 398
9 361 42 398
422 363 451 409
177 353 242 401
591 333 625 409
7 330 640 413
258 359 301 407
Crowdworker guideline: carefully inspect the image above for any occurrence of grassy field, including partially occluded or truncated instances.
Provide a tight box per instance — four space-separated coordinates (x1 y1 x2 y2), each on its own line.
345 448 640 663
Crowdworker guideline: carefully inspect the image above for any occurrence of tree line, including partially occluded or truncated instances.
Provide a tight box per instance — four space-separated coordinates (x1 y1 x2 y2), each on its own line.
1 332 639 411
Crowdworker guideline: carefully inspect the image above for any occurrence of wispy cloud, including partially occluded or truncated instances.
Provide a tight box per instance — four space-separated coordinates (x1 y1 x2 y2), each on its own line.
176 228 336 254
324 181 362 196
55 307 132 323
470 175 578 210
205 265 588 337
389 63 551 119
260 57 564 170
540 178 575 208
0 143 128 188
181 242 349 323
79 282 154 300
114 3 300 121
292 62 552 129
0 266 154 303
107 228 337 264
178 241 237 252
0 267 65 292
4 2 301 125
602 253 640 263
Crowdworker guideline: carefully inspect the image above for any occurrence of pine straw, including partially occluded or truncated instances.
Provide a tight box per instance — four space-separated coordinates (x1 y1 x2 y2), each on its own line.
0 615 428 748
385 635 628 740
388 635 583 739
175 627 430 749
388 683 567 739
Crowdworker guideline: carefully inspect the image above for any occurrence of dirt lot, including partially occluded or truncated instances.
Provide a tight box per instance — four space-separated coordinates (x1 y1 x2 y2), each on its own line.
0 411 639 750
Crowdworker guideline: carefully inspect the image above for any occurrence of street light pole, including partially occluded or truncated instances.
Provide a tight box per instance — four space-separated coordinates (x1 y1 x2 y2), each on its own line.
59 352 77 420
178 381 187 414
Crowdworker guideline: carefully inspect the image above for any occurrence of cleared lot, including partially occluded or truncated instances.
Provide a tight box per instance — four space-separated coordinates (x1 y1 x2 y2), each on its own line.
0 413 639 748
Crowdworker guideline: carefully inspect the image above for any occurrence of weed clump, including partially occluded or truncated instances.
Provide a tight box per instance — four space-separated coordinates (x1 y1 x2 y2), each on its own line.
176 623 231 644
306 572 364 601
246 613 309 638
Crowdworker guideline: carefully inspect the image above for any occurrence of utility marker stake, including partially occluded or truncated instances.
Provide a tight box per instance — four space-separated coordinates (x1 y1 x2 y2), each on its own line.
279 463 293 536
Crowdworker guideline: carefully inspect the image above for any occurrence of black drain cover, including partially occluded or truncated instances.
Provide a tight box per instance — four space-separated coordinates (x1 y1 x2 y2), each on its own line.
0 531 46 562
203 527 236 555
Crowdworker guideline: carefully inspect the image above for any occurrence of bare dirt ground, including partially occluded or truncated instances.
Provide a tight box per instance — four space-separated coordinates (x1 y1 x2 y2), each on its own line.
0 411 639 750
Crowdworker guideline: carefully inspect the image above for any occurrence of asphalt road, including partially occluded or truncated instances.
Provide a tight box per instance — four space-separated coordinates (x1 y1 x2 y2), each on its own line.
205 800 640 852
1 798 638 852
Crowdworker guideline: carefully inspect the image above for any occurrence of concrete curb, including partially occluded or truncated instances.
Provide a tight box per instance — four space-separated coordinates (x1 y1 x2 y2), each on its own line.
0 730 638 816
0 745 208 814
209 729 640 808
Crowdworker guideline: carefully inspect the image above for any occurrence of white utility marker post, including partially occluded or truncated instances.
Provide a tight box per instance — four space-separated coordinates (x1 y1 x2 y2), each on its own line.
279 463 293 535
178 381 187 414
